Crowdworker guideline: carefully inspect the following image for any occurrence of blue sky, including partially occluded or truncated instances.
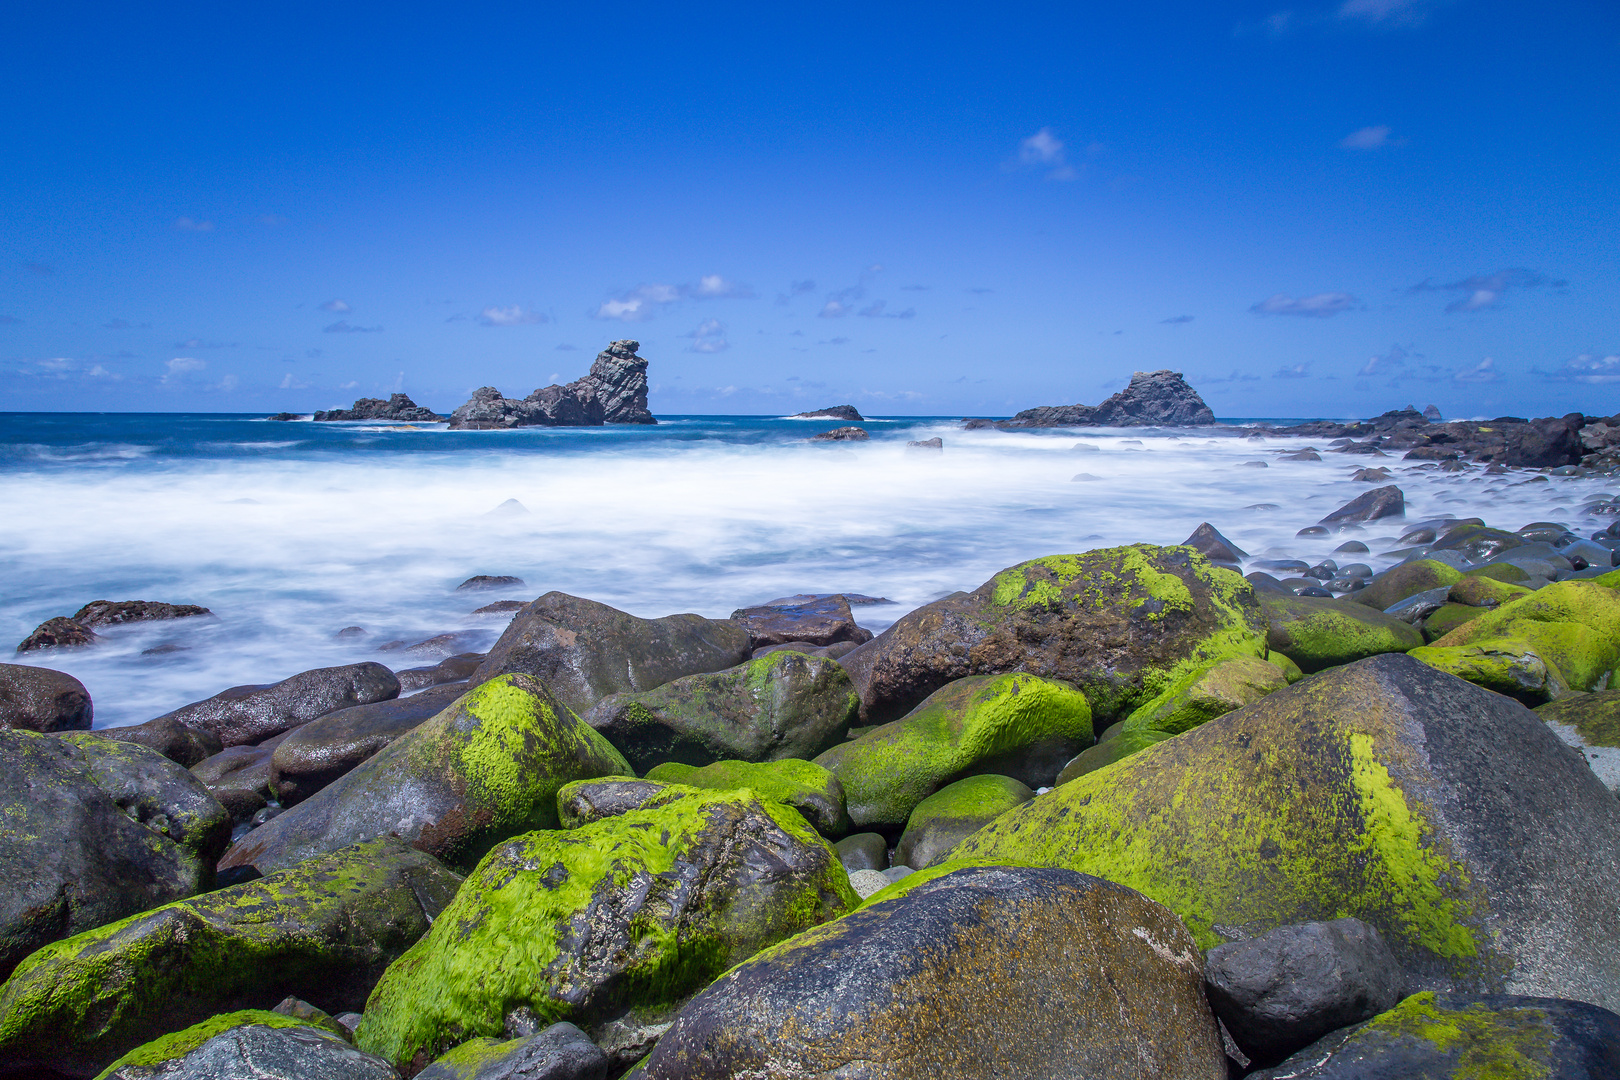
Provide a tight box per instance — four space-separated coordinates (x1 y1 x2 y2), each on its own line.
2 0 1616 418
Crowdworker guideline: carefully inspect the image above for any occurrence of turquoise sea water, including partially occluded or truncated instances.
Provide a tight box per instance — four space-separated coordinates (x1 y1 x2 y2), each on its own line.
0 412 1607 727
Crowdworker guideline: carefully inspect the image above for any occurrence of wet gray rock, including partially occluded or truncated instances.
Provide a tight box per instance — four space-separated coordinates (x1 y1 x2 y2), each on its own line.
1505 413 1584 468
155 662 401 748
395 653 481 692
834 832 888 872
0 663 92 731
192 742 276 823
102 1020 402 1080
16 616 100 653
1182 522 1248 564
457 575 525 591
313 393 442 422
71 600 212 627
556 777 670 828
100 715 224 767
446 341 654 428
810 426 869 441
415 1022 608 1080
906 437 943 451
1204 917 1404 1067
729 594 873 649
1320 485 1405 524
1001 369 1217 428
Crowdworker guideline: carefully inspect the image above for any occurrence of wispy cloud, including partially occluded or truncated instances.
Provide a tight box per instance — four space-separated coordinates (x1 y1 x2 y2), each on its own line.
279 373 311 389
1339 124 1394 149
693 275 753 299
1358 343 1412 376
320 299 351 313
324 320 382 333
479 305 545 326
162 357 205 384
1338 0 1437 27
1409 268 1565 313
1274 363 1312 378
1250 292 1359 318
857 300 915 319
597 276 752 321
1161 315 1195 325
1453 357 1499 383
173 216 214 232
174 337 236 349
687 318 730 353
1016 128 1077 181
1540 353 1620 384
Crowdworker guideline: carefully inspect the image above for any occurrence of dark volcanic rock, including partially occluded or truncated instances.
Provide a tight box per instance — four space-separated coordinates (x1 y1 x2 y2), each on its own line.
71 600 212 627
1002 369 1217 428
415 1022 608 1080
1505 412 1584 467
100 715 224 767
456 574 525 591
191 743 276 823
0 663 92 731
155 661 401 747
636 865 1224 1080
729 594 873 649
313 393 442 422
101 1015 401 1080
446 340 655 429
0 729 231 983
395 653 481 692
791 405 863 421
1320 485 1405 524
1205 917 1405 1067
809 425 869 441
16 616 100 653
1183 522 1248 564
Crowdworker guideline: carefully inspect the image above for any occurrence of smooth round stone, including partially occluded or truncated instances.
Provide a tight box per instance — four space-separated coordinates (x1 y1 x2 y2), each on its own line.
1297 526 1330 538
847 869 891 899
1327 578 1367 593
1333 540 1370 554
834 832 889 873
1296 585 1334 598
1338 563 1373 579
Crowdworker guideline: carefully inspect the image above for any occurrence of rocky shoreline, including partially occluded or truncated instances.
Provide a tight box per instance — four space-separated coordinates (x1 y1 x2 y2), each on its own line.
5 416 1620 1078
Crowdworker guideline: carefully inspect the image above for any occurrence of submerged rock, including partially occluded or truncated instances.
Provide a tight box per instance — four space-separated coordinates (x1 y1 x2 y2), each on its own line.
1001 369 1217 428
313 393 442 422
16 616 99 652
446 340 655 428
71 600 212 627
155 662 401 748
99 1011 401 1080
0 663 92 731
1320 485 1405 524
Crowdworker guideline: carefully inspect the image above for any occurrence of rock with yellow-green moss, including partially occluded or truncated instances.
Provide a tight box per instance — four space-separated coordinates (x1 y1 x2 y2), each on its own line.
893 774 1032 869
951 653 1620 1010
1055 724 1175 783
634 864 1225 1079
1261 593 1422 673
355 787 858 1073
414 1022 607 1080
1248 992 1620 1079
0 838 460 1078
1351 560 1465 612
1447 575 1533 609
1267 651 1305 683
583 651 858 773
812 672 1091 828
1537 690 1620 795
1420 603 1481 642
644 758 851 837
836 544 1268 724
96 1010 400 1080
1409 580 1620 703
217 674 631 878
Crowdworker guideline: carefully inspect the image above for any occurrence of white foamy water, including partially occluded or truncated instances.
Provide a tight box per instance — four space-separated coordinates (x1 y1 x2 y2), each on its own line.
0 415 1610 727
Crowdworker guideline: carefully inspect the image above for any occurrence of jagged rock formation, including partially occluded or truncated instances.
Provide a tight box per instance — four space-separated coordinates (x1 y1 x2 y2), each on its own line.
312 394 442 422
447 340 656 429
793 405 864 421
1278 409 1597 468
999 370 1217 428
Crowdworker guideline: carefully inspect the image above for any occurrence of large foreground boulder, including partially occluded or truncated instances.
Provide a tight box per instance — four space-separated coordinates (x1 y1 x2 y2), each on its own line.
838 545 1268 724
636 865 1225 1079
218 675 631 878
155 661 401 747
1 730 230 983
0 839 460 1078
472 593 751 716
952 653 1620 1011
584 651 856 772
99 1011 401 1080
0 663 91 731
356 788 857 1073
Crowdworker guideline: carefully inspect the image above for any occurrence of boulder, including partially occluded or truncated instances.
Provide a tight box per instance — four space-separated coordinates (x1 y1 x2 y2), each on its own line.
1504 413 1584 467
583 651 856 773
893 774 1033 869
0 663 91 731
728 594 872 649
0 838 459 1077
313 392 443 422
0 730 230 983
446 341 655 428
1055 724 1175 783
556 777 672 828
1182 522 1248 564
838 544 1269 725
268 682 469 807
1320 485 1405 525
472 593 751 717
1001 369 1217 428
809 426 869 441
98 1011 401 1080
16 616 99 652
190 743 275 823
833 832 888 873
952 654 1620 1011
217 675 631 878
355 788 857 1073
1116 653 1291 737
394 653 481 692
99 715 224 768
1249 992 1620 1080
1352 560 1464 611
790 405 863 421
1536 690 1620 795
155 662 400 748
635 865 1225 1080
1261 593 1423 673
415 1023 608 1080
71 600 212 627
1204 917 1404 1067
1446 575 1532 608
1409 580 1620 702
1431 523 1525 563
813 673 1091 829
456 575 525 591
644 758 852 838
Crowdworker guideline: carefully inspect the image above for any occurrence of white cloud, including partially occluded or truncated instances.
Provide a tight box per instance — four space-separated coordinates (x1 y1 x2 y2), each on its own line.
1410 268 1564 313
339 380 358 389
173 216 214 232
279 373 311 389
479 305 545 326
215 374 239 392
1017 128 1077 181
1274 363 1312 379
1250 292 1359 317
1453 357 1499 383
324 320 383 333
1545 353 1620 384
1339 125 1393 149
162 357 205 384
693 275 752 299
87 364 110 377
320 299 351 312
687 318 730 353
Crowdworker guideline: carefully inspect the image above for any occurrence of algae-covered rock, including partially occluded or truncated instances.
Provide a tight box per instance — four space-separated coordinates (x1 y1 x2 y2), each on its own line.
1352 560 1464 612
583 651 857 773
356 788 857 1073
1465 561 1534 584
1420 603 1480 642
1261 593 1422 673
0 839 460 1078
1120 654 1289 737
812 672 1092 829
472 593 752 716
952 654 1620 1010
96 1010 400 1080
414 1022 608 1080
1248 992 1620 1080
217 675 631 878
893 774 1032 869
1 730 230 984
557 777 671 828
644 758 851 837
1267 650 1305 683
1447 575 1532 608
636 865 1225 1080
1537 690 1620 795
1055 724 1175 784
838 544 1268 724
1409 580 1620 703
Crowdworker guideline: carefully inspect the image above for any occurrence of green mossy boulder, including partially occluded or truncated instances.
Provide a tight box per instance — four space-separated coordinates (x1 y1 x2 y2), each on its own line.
1054 725 1176 784
952 654 1620 1010
1536 690 1620 795
1465 561 1534 584
97 1011 401 1080
1409 580 1620 703
812 672 1092 829
557 777 671 828
356 788 858 1073
1120 654 1290 737
1352 560 1464 612
583 651 858 773
1267 651 1305 684
414 1022 608 1080
838 544 1268 724
217 674 632 878
95 1010 329 1077
893 774 1033 869
0 838 461 1078
1447 575 1533 608
1420 603 1481 642
644 758 851 837
1261 593 1423 673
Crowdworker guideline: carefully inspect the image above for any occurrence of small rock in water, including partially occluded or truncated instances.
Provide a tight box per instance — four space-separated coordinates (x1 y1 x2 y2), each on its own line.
1334 540 1370 553
485 498 529 516
906 437 943 451
1241 460 1269 468
1070 472 1102 482
1280 450 1322 461
71 600 212 627
140 643 189 656
16 617 100 653
1183 522 1248 564
471 599 527 615
1071 441 1100 452
1320 485 1404 524
811 426 869 442
1297 526 1330 537
1245 503 1280 512
1350 467 1395 481
793 405 864 421
456 575 525 591
335 626 367 639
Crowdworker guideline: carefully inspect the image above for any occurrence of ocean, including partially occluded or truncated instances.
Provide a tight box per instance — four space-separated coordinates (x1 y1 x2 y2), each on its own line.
1 411 1609 728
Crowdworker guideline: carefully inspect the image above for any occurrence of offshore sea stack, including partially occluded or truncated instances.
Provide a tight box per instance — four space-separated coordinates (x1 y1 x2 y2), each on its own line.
447 340 656 429
312 394 442 422
999 369 1217 428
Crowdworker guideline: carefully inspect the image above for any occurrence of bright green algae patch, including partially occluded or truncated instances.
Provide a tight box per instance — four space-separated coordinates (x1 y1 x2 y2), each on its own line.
644 758 851 837
94 1011 310 1076
1354 560 1465 611
1355 992 1558 1080
356 788 858 1071
1261 592 1423 673
1120 654 1289 737
1449 576 1533 609
813 672 1092 828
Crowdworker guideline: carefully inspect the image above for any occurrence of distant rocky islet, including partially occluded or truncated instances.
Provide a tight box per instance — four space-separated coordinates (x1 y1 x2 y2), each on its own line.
7 358 1620 1078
